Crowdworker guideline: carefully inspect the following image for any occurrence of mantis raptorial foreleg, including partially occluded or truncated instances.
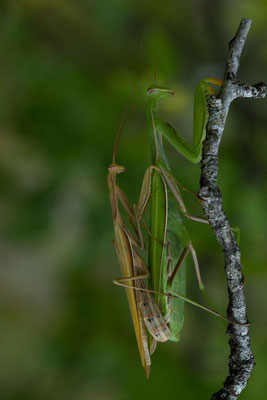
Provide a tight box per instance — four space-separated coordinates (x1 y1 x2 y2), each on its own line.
147 78 223 164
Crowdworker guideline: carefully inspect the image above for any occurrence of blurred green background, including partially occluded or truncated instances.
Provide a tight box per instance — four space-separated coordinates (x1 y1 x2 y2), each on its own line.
0 1 266 399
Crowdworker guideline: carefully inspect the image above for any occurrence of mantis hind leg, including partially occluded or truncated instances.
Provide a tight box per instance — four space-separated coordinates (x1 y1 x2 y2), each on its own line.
188 243 226 320
167 242 221 318
115 271 248 327
166 242 204 290
114 264 171 345
113 272 149 287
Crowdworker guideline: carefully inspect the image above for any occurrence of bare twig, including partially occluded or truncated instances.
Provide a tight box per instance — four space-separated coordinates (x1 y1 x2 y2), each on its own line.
198 19 266 400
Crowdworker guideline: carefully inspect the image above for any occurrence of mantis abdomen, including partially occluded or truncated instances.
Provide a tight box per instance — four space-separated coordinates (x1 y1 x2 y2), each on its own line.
133 251 170 343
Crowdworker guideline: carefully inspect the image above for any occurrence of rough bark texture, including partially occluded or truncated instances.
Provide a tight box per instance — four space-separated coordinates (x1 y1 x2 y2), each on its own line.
198 19 266 400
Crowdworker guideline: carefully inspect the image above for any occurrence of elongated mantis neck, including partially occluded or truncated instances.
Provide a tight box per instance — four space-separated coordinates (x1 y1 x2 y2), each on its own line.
147 97 161 163
147 97 159 115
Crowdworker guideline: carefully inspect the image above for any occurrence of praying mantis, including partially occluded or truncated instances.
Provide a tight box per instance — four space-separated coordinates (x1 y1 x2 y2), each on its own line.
136 78 223 350
108 77 241 376
108 161 152 377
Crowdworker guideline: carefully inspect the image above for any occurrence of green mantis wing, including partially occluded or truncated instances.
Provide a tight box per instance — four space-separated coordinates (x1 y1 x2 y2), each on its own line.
164 196 187 342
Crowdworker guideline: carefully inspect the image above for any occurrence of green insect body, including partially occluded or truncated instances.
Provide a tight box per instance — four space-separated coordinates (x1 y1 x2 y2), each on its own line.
145 78 222 346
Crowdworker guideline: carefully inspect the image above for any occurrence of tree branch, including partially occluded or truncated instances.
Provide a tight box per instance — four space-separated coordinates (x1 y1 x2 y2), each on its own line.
198 19 266 400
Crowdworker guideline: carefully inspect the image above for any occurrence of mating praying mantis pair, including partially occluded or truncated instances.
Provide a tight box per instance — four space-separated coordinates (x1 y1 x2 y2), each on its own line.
108 76 236 377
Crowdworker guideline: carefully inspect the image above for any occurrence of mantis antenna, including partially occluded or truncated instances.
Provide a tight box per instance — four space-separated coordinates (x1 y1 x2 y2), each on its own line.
112 86 137 164
139 38 156 84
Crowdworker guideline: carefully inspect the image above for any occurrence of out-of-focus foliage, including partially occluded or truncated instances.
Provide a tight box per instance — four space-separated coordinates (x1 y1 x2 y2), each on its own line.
0 1 266 399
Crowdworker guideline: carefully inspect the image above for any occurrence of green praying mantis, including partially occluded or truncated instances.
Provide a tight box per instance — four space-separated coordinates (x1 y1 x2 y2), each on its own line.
137 78 223 350
108 76 243 377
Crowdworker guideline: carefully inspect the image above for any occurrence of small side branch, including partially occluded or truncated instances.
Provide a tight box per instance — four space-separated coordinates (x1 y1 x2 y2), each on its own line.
198 19 266 400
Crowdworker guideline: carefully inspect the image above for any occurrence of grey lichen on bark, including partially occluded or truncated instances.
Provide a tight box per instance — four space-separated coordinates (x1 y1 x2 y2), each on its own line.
198 19 266 400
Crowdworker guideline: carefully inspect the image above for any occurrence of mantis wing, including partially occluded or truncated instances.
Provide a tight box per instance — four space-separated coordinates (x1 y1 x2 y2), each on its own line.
114 218 151 377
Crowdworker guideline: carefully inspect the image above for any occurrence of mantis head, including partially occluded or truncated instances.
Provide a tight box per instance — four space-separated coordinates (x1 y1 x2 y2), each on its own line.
108 163 125 175
147 84 174 100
